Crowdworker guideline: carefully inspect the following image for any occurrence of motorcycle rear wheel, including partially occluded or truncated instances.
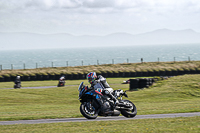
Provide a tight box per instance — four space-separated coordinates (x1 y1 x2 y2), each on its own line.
14 84 21 89
80 103 98 119
120 100 137 118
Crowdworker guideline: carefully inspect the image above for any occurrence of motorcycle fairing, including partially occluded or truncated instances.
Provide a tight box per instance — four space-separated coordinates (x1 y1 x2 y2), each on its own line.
85 90 103 101
85 90 103 96
79 86 88 99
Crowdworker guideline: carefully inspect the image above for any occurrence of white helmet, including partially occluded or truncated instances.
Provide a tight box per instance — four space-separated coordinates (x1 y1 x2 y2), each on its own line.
16 76 20 79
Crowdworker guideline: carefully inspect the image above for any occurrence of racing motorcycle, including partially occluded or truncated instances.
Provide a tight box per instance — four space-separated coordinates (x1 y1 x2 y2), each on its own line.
14 81 21 89
78 82 137 119
57 77 65 87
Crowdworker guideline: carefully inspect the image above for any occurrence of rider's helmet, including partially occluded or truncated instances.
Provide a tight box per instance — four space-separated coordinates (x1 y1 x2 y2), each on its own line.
16 76 20 79
60 75 65 80
87 72 97 84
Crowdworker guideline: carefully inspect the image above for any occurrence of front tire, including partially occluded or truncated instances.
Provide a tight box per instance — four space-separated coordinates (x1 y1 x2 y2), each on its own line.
120 100 137 118
80 102 98 119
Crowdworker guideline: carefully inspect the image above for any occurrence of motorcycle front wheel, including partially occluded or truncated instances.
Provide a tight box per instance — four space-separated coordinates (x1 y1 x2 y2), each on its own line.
120 100 137 118
80 102 98 119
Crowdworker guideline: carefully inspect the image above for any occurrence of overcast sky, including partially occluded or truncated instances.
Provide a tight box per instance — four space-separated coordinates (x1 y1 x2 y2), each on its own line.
1 0 200 35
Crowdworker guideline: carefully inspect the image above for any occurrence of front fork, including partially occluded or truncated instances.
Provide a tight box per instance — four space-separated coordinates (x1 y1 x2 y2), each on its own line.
85 101 94 111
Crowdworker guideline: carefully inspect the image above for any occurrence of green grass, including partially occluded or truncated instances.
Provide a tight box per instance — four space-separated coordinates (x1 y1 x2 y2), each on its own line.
0 79 88 88
0 75 200 132
0 116 200 133
0 75 200 121
0 78 129 88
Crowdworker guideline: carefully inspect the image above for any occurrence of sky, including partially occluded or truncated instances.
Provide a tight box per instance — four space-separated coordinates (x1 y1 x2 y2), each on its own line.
1 0 200 36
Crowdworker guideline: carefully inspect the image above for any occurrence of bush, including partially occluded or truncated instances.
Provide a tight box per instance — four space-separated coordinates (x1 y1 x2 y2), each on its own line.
190 67 196 71
54 72 61 75
147 68 153 72
29 73 36 76
72 72 78 75
48 71 55 75
184 68 190 71
95 70 102 75
171 68 177 71
177 68 184 71
10 73 17 77
22 73 30 77
165 68 172 71
153 68 159 72
2 74 10 77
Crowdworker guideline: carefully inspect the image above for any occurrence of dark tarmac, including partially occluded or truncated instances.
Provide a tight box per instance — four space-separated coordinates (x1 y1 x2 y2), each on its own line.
0 112 200 125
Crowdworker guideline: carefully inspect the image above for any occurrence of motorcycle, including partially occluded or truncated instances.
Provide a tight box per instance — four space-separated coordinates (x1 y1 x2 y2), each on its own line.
57 78 65 87
78 82 137 119
14 81 21 89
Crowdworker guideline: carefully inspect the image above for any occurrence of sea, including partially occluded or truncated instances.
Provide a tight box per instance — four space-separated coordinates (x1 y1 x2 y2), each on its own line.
0 44 200 70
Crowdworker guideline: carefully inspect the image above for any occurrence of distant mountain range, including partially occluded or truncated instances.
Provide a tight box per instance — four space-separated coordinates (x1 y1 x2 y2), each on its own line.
0 29 200 50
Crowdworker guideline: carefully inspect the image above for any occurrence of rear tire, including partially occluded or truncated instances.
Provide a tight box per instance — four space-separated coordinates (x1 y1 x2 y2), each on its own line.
80 102 98 119
120 100 137 118
14 84 21 89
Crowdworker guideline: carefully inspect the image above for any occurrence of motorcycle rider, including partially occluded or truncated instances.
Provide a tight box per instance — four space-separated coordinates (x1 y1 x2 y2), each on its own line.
15 76 21 83
58 75 65 86
14 76 21 88
60 75 65 81
86 72 119 113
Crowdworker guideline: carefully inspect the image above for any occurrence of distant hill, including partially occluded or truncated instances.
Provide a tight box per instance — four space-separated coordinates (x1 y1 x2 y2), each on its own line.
1 29 200 50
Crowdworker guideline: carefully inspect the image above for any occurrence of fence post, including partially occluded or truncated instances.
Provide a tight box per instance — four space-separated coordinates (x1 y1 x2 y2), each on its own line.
66 61 68 67
127 58 129 63
188 56 190 62
11 64 13 70
141 58 143 63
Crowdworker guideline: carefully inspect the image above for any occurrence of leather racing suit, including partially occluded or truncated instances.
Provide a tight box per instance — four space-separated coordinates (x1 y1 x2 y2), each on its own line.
89 75 118 111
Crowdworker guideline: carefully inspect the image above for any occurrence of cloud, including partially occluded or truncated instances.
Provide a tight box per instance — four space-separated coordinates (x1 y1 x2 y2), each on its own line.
1 0 200 35
1 0 200 14
29 0 82 9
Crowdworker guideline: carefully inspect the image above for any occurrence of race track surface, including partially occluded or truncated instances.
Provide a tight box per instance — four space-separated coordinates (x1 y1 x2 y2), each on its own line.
0 112 200 125
0 85 77 90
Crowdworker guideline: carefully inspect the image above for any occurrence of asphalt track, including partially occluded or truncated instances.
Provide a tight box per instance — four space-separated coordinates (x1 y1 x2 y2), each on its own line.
0 85 77 90
0 112 200 125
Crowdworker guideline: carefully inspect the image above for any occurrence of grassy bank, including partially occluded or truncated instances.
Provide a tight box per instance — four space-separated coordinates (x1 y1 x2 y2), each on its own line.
0 74 200 132
0 74 200 121
0 61 200 79
1 116 200 133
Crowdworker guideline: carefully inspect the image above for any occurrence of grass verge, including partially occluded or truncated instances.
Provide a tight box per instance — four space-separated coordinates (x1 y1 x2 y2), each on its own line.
0 75 200 121
0 116 200 133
